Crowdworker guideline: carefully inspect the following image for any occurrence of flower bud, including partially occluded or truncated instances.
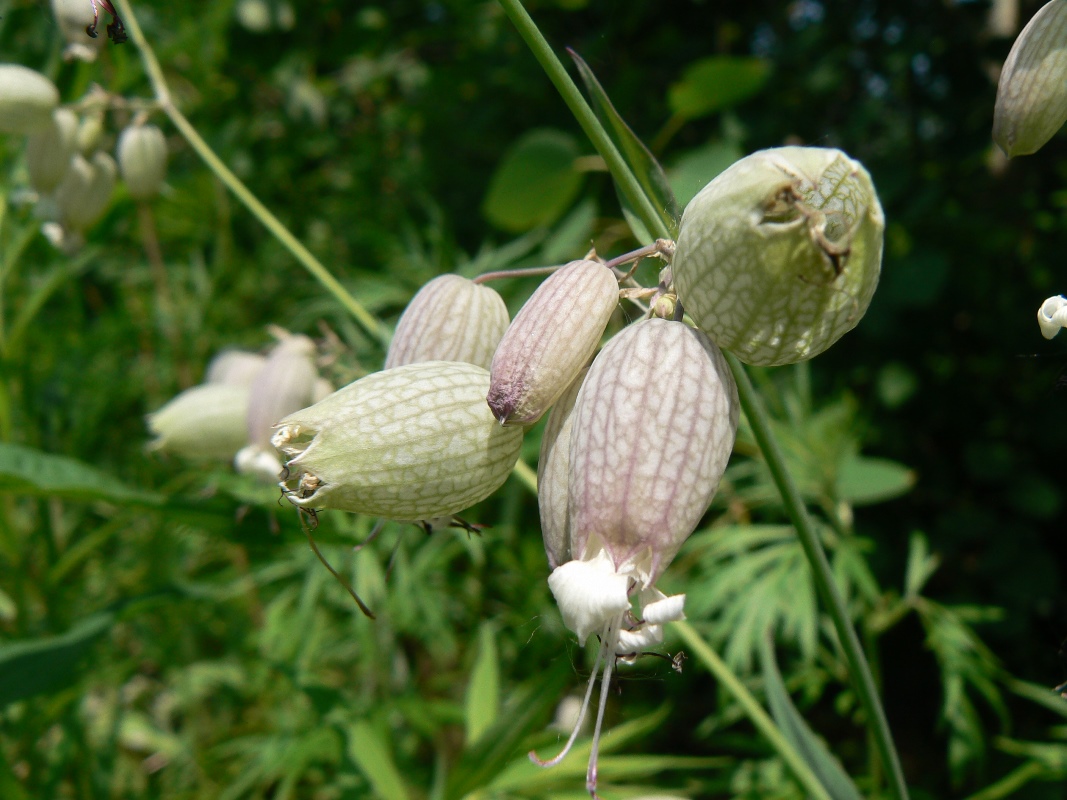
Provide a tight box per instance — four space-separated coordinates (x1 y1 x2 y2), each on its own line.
487 260 618 426
273 361 523 521
51 0 106 61
993 0 1067 157
0 65 60 135
566 318 738 585
205 349 267 387
76 113 105 157
117 124 168 200
26 108 78 194
385 274 509 371
147 384 250 461
673 146 884 366
537 367 587 569
55 151 117 231
245 336 318 450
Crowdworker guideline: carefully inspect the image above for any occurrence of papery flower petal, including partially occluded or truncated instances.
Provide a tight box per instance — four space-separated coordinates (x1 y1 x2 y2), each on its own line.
617 624 664 653
1038 294 1067 339
641 593 686 625
547 550 630 645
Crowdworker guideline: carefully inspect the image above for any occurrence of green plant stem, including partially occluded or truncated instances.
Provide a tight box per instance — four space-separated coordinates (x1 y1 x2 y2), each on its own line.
728 351 909 800
497 0 671 243
674 621 832 800
113 0 390 351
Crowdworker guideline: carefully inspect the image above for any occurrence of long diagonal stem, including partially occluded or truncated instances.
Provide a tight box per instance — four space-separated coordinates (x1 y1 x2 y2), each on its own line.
112 0 391 351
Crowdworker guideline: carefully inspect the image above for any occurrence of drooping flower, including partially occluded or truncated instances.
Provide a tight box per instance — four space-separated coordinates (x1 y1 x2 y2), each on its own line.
532 318 738 795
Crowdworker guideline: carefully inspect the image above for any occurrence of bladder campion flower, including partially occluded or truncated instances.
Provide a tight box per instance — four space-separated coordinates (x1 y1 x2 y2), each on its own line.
273 361 523 520
672 146 884 366
532 318 738 796
1038 295 1067 339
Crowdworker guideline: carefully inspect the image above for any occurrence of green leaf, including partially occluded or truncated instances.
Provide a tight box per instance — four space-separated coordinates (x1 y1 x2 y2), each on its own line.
760 638 864 800
482 128 583 232
569 49 680 239
465 622 501 745
0 611 115 707
836 455 916 506
0 442 164 506
668 56 772 120
347 720 410 800
904 531 941 598
446 664 572 800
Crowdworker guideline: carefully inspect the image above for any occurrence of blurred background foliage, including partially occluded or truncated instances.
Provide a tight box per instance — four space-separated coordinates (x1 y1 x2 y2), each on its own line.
2 0 1067 797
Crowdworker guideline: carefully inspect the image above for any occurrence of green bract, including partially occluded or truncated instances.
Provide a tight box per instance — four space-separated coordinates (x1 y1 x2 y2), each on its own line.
672 146 884 366
273 361 523 520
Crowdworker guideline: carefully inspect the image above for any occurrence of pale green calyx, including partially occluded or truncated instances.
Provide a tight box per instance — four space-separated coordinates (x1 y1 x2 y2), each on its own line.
273 361 523 521
993 0 1067 157
385 274 510 371
488 259 618 425
26 108 78 194
55 151 117 232
117 124 168 200
147 384 250 461
0 65 60 135
672 146 884 366
1038 295 1067 339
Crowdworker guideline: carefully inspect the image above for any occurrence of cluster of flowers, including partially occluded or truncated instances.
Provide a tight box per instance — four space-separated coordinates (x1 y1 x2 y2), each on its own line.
0 5 163 253
147 333 334 481
257 145 884 794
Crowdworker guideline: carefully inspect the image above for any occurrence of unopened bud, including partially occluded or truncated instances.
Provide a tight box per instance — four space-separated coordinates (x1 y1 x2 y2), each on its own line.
117 124 167 200
994 0 1067 157
537 367 587 569
205 349 267 387
385 274 509 371
147 384 250 461
246 335 318 450
76 112 105 156
673 146 884 366
0 65 60 135
487 260 618 425
55 151 117 231
273 361 523 520
26 108 78 194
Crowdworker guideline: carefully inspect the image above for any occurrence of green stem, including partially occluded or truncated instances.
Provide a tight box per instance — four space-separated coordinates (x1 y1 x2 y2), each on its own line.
674 621 832 800
112 0 390 351
728 352 909 800
961 761 1047 800
497 0 671 242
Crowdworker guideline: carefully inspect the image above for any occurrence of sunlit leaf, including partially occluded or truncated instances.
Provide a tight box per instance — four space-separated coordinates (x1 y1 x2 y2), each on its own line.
668 139 743 208
836 456 916 506
465 622 501 744
483 128 583 232
347 721 410 800
668 56 772 120
570 49 680 239
760 638 864 800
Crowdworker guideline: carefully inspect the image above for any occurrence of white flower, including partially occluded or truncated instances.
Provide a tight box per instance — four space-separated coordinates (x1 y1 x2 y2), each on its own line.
1038 295 1067 339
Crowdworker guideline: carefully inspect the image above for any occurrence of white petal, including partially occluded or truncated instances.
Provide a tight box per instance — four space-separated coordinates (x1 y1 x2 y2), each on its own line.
1038 295 1067 339
547 550 630 645
642 593 686 625
617 624 664 653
